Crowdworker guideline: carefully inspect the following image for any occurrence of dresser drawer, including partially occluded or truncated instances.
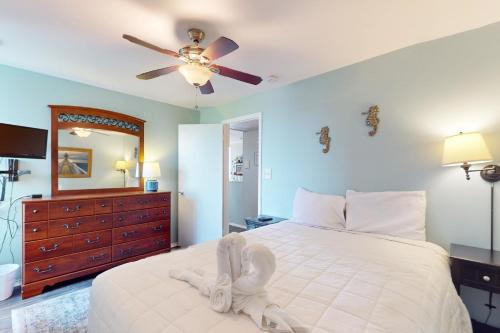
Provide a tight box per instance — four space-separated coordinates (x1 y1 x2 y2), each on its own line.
73 230 112 252
24 222 48 241
49 200 95 219
24 247 111 283
113 207 169 228
94 198 113 214
24 203 49 222
113 220 169 244
112 235 169 261
461 262 500 290
48 214 112 237
25 236 74 263
113 195 169 212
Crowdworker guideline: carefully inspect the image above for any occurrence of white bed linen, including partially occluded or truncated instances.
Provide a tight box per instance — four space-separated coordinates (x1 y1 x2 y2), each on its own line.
87 221 471 333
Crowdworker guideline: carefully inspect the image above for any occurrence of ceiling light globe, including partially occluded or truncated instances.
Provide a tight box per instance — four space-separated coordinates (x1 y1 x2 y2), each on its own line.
178 63 212 86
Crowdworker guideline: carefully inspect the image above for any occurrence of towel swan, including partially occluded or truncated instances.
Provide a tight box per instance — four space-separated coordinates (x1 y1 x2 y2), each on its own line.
170 233 308 333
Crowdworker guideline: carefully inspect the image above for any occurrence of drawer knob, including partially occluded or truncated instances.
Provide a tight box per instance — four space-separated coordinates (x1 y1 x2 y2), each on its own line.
86 237 101 244
100 203 106 208
32 209 39 214
152 225 164 232
40 244 59 253
483 275 491 282
90 253 106 261
32 228 40 233
122 231 137 238
63 222 81 229
33 265 54 274
121 248 133 256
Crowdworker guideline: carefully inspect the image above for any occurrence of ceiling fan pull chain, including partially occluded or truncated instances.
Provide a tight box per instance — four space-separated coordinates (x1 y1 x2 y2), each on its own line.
195 86 199 110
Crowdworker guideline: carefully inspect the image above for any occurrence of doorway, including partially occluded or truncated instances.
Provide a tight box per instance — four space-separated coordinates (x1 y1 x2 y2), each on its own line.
223 113 261 234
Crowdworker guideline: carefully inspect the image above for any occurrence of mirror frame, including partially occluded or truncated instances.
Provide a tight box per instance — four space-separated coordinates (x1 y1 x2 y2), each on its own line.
50 105 145 196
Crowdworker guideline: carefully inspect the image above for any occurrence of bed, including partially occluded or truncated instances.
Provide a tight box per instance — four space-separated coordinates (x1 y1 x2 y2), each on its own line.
87 221 472 333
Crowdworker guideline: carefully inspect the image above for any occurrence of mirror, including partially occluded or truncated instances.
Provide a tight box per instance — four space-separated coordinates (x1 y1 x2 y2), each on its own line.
50 105 144 195
57 129 140 190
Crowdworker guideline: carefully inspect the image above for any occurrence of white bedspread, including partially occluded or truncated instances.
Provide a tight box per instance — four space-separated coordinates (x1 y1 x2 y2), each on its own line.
87 221 471 333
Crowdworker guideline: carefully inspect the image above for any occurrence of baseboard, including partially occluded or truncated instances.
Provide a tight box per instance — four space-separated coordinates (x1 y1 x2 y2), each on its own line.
170 242 179 248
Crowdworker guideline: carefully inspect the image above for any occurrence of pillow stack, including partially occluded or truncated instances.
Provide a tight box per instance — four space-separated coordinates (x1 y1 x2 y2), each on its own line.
291 187 427 241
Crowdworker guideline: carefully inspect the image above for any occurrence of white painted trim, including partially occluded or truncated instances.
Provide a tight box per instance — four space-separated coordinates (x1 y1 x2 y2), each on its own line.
222 112 262 215
170 242 179 248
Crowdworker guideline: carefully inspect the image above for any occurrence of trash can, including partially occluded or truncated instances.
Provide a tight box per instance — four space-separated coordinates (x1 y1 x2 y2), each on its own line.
0 264 19 301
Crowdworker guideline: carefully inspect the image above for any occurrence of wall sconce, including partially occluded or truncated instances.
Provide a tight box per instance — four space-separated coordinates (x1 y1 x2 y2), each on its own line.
442 132 500 251
115 160 128 188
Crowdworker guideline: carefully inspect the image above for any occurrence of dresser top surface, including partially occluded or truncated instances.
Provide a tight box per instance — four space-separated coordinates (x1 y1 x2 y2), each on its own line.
22 191 170 203
450 243 500 267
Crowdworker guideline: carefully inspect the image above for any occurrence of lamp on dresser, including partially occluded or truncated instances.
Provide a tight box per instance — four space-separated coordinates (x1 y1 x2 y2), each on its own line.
115 160 128 188
142 161 161 192
442 132 500 251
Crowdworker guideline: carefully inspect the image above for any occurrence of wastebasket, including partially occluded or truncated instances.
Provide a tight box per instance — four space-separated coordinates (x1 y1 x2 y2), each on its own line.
0 264 19 301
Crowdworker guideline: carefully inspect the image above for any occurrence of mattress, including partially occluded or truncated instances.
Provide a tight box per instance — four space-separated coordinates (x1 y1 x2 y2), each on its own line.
87 221 472 333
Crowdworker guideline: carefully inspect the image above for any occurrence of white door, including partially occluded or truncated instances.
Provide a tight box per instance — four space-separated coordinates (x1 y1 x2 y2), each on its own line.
178 124 223 247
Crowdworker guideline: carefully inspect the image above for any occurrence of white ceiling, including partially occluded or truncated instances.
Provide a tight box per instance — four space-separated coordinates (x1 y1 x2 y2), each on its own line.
230 119 259 132
1 1 500 109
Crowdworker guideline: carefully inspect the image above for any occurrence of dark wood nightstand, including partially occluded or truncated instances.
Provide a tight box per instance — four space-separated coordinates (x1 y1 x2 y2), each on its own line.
450 244 500 295
244 215 286 230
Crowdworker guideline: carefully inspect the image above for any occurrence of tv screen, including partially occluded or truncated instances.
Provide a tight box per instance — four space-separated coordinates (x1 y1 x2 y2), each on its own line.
0 123 48 159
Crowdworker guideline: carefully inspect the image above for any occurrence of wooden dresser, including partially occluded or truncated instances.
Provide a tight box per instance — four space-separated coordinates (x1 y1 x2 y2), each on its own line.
21 191 171 299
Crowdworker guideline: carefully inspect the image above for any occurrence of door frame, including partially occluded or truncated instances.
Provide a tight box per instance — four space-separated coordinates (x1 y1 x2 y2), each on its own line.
222 113 262 234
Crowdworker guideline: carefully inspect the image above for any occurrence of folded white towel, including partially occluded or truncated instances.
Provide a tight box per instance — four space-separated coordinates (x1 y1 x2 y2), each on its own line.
217 232 246 281
232 244 309 333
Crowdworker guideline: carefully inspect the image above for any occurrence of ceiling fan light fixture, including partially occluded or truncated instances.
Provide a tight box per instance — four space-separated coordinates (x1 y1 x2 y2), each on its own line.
73 127 92 138
178 63 212 86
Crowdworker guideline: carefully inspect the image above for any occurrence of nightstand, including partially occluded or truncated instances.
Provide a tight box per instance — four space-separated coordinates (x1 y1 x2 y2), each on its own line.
450 244 500 295
244 215 286 230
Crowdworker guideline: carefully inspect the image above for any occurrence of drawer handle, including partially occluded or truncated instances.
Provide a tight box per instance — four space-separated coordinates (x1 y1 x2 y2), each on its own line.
90 253 107 261
152 225 164 232
120 248 133 256
86 237 101 244
63 222 81 229
138 214 149 220
118 216 124 222
33 265 54 274
155 239 167 246
100 203 107 208
100 218 107 223
64 205 81 213
122 231 137 238
483 275 491 282
32 227 40 233
39 244 59 253
32 209 39 214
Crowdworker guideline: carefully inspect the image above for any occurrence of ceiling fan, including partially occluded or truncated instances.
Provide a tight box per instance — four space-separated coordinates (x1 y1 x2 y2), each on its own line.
123 28 263 94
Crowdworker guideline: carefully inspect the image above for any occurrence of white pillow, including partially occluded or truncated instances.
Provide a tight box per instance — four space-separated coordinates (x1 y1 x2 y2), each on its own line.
346 190 426 241
292 187 346 228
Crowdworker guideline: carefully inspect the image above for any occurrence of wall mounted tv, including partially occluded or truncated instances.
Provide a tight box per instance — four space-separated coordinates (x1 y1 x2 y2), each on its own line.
0 123 48 159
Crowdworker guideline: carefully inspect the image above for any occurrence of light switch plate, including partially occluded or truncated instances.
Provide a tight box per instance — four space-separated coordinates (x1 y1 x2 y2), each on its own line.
244 160 250 169
263 168 272 180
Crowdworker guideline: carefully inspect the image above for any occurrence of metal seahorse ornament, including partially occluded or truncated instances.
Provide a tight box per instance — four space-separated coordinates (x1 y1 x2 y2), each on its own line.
362 105 380 136
316 126 331 153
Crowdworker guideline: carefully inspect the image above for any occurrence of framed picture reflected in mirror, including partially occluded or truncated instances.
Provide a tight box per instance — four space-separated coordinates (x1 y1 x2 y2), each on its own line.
58 147 92 178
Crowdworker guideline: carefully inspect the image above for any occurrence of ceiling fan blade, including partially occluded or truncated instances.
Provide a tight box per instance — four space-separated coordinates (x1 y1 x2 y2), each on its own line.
199 80 214 94
201 37 239 61
137 65 179 80
210 65 262 85
123 34 179 59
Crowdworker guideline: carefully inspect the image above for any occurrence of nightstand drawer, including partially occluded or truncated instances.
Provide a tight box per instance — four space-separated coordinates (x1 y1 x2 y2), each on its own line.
461 262 500 290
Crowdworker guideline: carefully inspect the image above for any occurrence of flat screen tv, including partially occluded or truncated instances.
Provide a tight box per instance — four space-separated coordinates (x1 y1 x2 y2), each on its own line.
0 123 48 159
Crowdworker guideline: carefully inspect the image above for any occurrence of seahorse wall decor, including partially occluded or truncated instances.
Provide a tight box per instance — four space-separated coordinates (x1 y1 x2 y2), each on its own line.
362 105 380 136
316 126 331 153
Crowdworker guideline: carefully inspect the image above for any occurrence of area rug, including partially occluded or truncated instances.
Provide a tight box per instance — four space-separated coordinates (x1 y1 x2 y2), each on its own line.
11 288 90 333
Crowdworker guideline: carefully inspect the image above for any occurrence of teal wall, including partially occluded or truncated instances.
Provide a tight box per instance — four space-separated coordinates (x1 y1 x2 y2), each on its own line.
0 64 199 266
201 22 500 326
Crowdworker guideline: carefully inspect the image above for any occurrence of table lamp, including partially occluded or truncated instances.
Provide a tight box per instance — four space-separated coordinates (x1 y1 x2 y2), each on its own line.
442 132 500 251
115 160 128 188
142 161 161 192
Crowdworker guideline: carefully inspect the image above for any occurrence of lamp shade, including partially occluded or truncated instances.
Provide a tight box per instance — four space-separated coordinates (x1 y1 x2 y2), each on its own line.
178 63 212 86
142 161 161 178
115 160 128 170
442 132 493 166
